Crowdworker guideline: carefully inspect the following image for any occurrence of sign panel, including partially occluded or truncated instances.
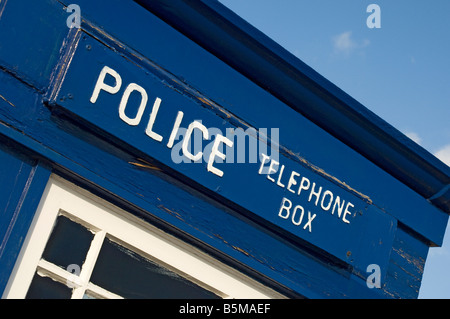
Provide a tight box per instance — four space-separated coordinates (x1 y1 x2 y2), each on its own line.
50 31 396 276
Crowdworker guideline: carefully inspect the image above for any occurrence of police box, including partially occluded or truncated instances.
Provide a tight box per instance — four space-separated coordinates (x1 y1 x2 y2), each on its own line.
0 0 449 299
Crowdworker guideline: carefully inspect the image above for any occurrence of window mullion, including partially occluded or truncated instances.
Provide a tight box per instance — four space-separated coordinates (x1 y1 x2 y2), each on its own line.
85 282 124 299
36 259 81 288
71 230 106 299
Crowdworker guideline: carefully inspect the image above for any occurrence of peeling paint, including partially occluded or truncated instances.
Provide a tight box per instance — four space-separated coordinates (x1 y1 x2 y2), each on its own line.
231 245 250 256
281 147 373 205
392 247 424 273
211 233 279 271
47 27 81 103
0 94 15 107
78 18 375 207
129 158 161 171
158 204 185 222
197 96 213 107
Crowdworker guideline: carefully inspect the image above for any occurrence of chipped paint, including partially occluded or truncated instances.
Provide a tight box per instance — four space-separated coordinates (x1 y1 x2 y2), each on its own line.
47 27 82 102
197 96 213 107
158 204 184 222
0 94 15 107
231 245 250 256
392 247 425 273
129 158 161 171
77 18 375 206
211 233 278 270
282 148 373 204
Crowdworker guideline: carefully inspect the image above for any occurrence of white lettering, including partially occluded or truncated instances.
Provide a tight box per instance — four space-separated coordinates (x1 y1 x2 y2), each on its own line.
303 211 316 232
277 197 315 232
145 97 163 141
258 153 271 174
287 171 300 194
266 159 279 183
342 202 354 224
278 197 291 219
291 205 304 226
276 164 285 187
297 176 310 196
182 121 209 161
90 66 122 104
308 182 322 206
92 65 267 178
332 196 345 218
261 155 359 227
119 83 148 126
320 190 334 211
207 134 233 177
167 111 184 149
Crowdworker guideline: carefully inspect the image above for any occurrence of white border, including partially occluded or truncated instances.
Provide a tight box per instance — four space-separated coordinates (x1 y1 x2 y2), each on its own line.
3 175 284 299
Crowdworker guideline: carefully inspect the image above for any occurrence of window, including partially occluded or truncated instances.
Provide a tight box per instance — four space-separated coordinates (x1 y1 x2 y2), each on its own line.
3 175 284 299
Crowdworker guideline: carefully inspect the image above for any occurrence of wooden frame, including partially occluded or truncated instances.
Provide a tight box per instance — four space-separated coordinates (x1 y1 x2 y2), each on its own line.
4 175 284 299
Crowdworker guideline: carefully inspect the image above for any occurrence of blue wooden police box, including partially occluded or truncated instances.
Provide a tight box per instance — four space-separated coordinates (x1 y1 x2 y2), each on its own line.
0 0 449 298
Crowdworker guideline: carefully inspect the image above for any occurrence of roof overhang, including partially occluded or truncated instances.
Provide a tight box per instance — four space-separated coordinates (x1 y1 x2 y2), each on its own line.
135 0 450 214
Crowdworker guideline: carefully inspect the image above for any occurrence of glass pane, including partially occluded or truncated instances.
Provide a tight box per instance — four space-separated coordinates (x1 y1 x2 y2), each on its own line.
83 293 98 299
90 238 220 299
41 215 94 270
26 274 72 299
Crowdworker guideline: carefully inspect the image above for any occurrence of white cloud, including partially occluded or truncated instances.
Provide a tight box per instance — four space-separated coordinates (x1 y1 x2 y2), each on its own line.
333 31 355 54
434 144 450 167
404 131 422 145
332 31 370 56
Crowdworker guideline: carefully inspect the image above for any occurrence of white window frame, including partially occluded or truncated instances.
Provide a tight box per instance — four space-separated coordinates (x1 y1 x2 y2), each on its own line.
3 175 284 299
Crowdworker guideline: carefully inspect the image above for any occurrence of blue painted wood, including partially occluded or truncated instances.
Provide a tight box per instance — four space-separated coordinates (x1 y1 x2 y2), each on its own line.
53 0 448 247
384 225 430 298
49 31 398 277
0 143 35 248
0 0 68 91
0 0 446 299
0 86 360 298
134 0 450 214
0 65 394 298
0 140 51 293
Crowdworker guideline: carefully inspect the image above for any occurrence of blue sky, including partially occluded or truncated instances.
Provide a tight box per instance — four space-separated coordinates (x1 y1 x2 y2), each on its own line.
219 0 450 298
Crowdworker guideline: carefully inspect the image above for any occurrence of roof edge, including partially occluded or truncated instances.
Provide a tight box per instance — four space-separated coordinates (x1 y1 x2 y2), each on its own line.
134 0 450 214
